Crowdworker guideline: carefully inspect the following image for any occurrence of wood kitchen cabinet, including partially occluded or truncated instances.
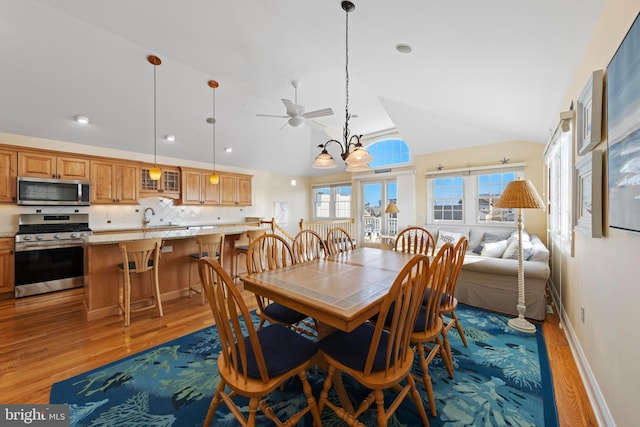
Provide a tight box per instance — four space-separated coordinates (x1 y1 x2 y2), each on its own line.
18 151 90 180
219 172 252 206
0 238 14 295
180 168 220 205
91 160 139 204
0 150 17 203
140 165 181 199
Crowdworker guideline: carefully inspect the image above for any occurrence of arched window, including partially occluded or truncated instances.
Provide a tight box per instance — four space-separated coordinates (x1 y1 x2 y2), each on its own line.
366 138 410 168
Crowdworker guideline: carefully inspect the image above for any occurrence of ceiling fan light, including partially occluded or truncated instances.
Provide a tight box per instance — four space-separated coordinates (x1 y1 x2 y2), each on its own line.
288 116 305 127
313 150 337 169
345 146 373 165
149 166 162 181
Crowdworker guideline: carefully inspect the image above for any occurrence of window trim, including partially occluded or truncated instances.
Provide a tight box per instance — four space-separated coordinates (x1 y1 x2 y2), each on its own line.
426 163 526 226
312 182 352 220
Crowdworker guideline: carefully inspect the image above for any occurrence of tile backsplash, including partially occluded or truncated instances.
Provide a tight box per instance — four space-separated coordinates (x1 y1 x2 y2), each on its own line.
0 197 258 234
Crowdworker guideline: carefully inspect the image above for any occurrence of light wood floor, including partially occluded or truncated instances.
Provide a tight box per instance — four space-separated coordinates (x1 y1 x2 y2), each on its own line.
0 286 597 426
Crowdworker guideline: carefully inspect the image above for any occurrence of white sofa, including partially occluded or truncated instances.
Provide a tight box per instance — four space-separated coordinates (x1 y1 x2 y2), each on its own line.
425 226 550 321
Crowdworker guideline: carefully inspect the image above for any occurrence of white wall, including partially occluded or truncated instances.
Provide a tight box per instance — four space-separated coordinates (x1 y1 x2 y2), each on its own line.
555 2 640 426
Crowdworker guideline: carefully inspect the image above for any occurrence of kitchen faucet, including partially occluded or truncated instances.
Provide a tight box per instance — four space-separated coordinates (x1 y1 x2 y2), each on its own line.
143 207 155 225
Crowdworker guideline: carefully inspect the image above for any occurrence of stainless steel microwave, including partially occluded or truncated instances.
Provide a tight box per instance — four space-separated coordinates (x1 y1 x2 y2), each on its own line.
17 177 90 206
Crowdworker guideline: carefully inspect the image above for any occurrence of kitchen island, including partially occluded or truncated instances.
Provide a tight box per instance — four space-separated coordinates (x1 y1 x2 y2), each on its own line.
82 225 261 320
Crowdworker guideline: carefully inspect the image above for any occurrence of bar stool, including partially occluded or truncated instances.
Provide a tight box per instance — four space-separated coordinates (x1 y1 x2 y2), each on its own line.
117 238 163 327
188 233 225 304
234 228 267 281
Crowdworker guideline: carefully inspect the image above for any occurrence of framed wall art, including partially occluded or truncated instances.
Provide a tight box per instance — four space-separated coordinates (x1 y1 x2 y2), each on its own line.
607 12 640 233
576 69 603 156
574 149 602 238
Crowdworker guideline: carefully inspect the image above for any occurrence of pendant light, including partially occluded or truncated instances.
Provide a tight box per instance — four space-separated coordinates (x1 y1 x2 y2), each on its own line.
148 55 162 181
208 80 220 185
312 1 372 170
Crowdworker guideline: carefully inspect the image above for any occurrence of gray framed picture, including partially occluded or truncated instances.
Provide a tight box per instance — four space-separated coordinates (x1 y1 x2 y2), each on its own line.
607 12 640 233
576 69 603 156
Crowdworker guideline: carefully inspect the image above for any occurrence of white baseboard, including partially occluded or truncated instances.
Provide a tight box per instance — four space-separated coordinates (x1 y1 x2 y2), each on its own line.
548 281 615 426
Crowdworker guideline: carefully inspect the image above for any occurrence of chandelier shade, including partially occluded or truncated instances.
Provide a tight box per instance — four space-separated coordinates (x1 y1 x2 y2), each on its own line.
312 1 371 171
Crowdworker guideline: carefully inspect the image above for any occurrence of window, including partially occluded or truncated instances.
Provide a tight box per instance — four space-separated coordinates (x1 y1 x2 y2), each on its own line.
313 184 351 219
545 124 572 247
477 172 516 222
366 138 410 168
427 165 524 225
433 177 463 220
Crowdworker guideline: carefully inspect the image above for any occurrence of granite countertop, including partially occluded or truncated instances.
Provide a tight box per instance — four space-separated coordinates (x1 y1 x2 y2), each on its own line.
83 224 261 245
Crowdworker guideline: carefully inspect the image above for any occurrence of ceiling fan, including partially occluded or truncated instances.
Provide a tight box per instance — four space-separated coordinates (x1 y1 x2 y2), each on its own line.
256 81 333 129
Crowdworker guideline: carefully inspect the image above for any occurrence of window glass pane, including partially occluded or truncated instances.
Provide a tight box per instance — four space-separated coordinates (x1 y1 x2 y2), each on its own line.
433 177 463 221
335 185 351 218
314 187 330 218
367 138 410 168
477 172 516 222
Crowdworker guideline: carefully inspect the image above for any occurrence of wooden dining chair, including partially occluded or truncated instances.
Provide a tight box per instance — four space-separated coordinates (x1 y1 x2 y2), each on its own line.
245 233 309 333
326 226 355 256
439 236 469 367
117 238 163 327
188 233 225 305
394 226 436 255
317 254 431 427
234 228 267 280
197 257 322 427
411 242 455 416
292 229 328 263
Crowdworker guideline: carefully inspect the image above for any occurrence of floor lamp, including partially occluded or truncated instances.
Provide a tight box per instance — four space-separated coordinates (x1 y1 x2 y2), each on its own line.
494 179 546 333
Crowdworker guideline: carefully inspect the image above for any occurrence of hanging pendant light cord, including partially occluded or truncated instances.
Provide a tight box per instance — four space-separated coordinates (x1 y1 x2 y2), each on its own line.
343 7 351 144
153 63 157 166
212 86 216 170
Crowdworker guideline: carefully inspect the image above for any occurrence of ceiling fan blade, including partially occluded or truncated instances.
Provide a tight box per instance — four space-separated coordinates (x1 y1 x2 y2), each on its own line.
281 99 298 117
303 108 333 119
256 113 289 118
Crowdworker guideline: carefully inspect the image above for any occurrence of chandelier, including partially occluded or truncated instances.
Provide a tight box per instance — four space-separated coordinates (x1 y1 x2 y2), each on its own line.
312 1 372 171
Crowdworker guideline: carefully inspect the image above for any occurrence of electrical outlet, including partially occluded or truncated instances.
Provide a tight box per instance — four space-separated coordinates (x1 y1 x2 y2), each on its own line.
161 245 173 253
580 305 585 323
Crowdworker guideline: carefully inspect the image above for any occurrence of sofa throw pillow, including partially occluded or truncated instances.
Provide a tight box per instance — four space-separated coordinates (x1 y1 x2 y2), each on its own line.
436 230 462 249
502 235 534 260
473 232 509 254
480 239 509 258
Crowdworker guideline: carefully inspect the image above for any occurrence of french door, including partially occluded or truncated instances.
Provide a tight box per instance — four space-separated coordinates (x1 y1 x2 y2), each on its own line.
361 180 397 247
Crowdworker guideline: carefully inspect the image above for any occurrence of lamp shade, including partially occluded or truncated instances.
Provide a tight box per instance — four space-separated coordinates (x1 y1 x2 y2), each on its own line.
494 179 545 209
313 150 337 169
385 202 400 214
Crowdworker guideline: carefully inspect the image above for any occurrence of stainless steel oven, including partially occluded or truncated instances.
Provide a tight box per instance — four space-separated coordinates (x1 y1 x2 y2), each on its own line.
14 213 92 298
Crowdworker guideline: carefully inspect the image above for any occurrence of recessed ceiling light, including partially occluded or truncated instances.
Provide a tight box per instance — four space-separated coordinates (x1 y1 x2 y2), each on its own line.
395 44 412 54
165 134 176 142
75 115 90 124
224 147 232 153
290 179 297 186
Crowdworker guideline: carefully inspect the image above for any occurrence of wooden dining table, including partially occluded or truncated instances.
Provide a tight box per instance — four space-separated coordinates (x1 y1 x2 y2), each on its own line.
241 247 417 334
241 247 421 415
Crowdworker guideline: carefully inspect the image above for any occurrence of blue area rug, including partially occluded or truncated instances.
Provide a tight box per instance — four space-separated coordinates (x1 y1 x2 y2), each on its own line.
50 305 558 426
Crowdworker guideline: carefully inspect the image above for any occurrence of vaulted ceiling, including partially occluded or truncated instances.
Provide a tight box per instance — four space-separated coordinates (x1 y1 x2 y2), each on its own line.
1 0 603 176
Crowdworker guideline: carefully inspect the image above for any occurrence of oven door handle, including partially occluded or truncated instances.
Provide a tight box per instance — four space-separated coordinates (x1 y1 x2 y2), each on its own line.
14 241 84 252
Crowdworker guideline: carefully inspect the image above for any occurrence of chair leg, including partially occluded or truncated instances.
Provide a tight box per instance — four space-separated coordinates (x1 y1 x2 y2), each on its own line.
204 381 225 427
452 311 468 347
407 373 430 427
438 335 454 379
415 343 437 417
298 370 323 427
124 274 131 327
152 269 163 318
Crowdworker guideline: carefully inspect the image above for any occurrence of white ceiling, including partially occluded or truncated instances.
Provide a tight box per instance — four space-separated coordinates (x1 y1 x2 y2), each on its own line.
0 0 603 177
